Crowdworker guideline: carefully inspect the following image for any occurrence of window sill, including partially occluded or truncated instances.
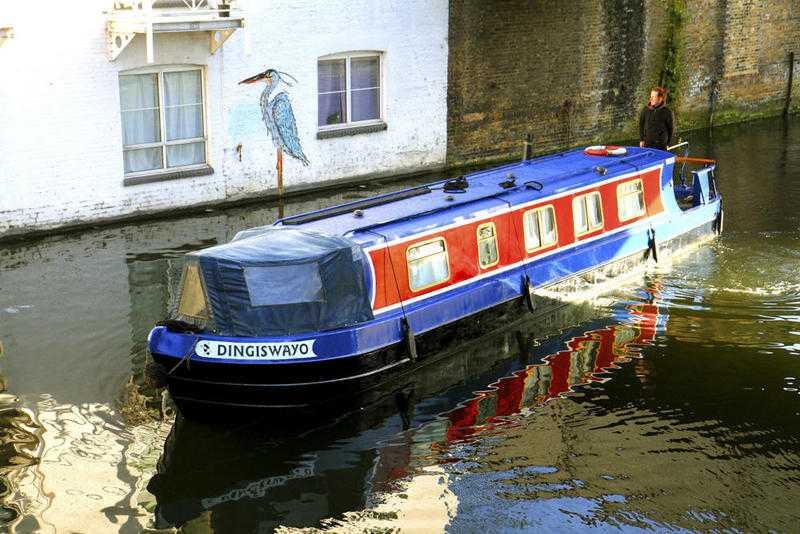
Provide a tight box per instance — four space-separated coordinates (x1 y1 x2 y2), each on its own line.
317 121 387 140
123 165 214 186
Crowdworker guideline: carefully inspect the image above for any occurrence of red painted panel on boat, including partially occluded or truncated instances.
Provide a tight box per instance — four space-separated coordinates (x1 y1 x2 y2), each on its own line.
366 167 665 312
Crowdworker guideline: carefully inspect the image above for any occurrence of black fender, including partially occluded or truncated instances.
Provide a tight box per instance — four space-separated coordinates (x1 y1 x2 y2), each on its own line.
402 317 417 362
522 274 536 313
648 229 659 263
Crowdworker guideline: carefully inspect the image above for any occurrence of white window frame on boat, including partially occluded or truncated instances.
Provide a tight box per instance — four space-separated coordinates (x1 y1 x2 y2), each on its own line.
118 65 210 183
573 191 604 237
617 179 647 221
476 222 500 269
407 237 451 292
317 51 385 137
523 205 558 253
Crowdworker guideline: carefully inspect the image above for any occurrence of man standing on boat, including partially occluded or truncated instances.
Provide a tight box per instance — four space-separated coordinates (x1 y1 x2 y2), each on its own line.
639 87 674 150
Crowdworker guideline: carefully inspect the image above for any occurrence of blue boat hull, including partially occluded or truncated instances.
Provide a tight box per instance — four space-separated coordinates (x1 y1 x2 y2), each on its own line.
149 203 720 411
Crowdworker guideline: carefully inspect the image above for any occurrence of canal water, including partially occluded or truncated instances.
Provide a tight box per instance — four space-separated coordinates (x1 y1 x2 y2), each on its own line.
1 116 799 533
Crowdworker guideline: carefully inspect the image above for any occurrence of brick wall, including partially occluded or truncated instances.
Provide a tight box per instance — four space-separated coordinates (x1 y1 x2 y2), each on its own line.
447 0 800 166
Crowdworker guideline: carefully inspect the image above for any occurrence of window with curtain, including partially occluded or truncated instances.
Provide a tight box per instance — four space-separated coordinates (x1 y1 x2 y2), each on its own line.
318 53 381 128
477 223 499 268
617 180 646 221
573 192 604 236
523 205 558 252
407 238 450 291
119 67 206 175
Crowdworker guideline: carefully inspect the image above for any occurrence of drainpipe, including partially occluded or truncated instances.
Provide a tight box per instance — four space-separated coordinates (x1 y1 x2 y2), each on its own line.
784 51 795 117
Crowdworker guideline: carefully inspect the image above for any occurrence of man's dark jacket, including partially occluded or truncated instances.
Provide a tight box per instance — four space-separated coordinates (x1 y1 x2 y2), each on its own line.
639 104 674 149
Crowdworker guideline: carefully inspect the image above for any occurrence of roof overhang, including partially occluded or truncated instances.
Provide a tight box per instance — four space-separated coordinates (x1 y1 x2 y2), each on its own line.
106 1 244 63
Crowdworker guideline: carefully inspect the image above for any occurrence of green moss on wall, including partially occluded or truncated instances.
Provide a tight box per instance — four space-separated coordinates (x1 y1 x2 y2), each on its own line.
662 0 686 108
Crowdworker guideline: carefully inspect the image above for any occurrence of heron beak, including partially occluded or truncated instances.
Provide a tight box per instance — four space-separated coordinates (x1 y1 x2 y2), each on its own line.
238 72 264 85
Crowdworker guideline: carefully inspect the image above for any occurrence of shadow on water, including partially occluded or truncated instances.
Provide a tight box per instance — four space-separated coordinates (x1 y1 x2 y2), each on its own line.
145 282 666 532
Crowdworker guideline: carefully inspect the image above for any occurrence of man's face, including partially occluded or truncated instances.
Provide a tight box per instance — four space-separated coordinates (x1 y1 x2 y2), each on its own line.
649 91 663 107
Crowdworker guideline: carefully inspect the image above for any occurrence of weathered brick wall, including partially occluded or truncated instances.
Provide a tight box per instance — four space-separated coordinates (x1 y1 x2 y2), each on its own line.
447 0 800 166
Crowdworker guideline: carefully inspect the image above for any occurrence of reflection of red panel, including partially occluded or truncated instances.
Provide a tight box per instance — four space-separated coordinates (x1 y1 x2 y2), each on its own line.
446 396 481 442
441 299 663 446
631 303 659 343
495 369 528 416
592 328 617 372
547 350 572 398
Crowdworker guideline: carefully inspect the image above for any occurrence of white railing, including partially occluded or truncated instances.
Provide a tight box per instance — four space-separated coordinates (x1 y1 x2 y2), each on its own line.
111 0 237 18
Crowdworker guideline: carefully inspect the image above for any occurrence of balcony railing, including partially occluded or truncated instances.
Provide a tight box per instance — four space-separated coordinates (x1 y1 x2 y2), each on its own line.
106 0 244 63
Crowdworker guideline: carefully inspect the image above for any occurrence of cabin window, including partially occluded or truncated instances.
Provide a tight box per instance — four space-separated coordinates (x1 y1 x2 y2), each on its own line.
177 262 209 320
523 206 558 252
617 179 646 221
244 264 324 306
318 52 382 129
573 192 604 236
477 222 499 268
119 66 207 179
407 238 450 291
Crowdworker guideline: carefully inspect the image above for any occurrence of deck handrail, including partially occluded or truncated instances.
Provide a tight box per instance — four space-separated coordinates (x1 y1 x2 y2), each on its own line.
675 156 716 165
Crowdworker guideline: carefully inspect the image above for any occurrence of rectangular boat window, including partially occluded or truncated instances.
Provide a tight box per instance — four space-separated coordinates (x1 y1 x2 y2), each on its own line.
617 179 646 221
407 238 450 291
177 262 209 320
573 191 604 236
477 222 499 268
523 205 558 252
244 264 324 306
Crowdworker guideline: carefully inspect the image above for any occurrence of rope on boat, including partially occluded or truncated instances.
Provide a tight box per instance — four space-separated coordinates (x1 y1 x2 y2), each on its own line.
366 230 417 362
168 335 199 375
490 193 537 313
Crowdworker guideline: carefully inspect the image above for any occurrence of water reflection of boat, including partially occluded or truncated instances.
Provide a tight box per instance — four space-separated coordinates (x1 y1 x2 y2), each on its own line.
147 295 664 531
147 145 717 413
436 300 661 444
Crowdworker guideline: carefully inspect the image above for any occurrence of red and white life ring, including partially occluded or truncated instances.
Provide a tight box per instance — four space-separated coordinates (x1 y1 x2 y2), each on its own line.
584 145 627 156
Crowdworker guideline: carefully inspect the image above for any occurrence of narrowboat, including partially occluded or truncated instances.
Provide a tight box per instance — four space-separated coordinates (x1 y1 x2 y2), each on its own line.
147 144 722 412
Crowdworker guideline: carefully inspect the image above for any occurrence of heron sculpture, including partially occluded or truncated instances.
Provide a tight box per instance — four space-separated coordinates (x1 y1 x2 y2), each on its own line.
239 68 308 196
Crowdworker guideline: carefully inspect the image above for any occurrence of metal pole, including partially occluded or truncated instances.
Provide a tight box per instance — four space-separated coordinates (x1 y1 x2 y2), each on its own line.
784 51 795 117
276 146 284 197
522 133 532 161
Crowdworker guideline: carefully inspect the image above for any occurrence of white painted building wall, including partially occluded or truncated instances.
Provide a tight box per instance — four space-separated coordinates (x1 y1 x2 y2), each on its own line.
0 1 448 239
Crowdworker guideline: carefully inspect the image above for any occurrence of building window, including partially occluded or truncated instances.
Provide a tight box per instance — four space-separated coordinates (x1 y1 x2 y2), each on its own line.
617 179 646 221
119 67 206 175
407 238 450 291
573 192 604 236
318 53 382 128
523 205 558 252
477 223 499 269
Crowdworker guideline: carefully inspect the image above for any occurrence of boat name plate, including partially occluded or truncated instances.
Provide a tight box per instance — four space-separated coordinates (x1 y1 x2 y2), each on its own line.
194 339 316 360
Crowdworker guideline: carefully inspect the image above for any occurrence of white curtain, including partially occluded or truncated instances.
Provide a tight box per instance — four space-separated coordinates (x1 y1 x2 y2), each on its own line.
164 70 204 167
119 73 162 173
410 255 449 290
526 212 542 249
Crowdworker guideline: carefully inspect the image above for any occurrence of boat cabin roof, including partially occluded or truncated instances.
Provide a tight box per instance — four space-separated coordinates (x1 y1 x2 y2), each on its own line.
274 147 673 248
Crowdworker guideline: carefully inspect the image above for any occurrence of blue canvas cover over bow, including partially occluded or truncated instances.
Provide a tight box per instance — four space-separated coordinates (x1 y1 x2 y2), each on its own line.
183 228 373 337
